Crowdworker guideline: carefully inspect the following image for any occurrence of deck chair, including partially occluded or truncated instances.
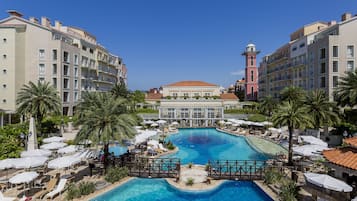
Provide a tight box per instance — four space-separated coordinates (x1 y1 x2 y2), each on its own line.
0 191 16 201
32 177 59 200
45 178 67 199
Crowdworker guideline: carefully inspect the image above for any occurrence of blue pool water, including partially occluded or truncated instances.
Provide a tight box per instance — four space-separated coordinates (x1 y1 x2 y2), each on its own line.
165 128 268 164
91 178 273 201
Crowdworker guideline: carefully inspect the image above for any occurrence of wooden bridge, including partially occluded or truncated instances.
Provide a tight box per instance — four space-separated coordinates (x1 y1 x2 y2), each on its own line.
207 160 267 180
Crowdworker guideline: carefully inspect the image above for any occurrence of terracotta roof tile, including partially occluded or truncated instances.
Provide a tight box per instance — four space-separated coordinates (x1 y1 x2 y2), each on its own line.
323 147 357 170
166 81 218 87
344 137 357 147
145 93 162 100
220 93 239 100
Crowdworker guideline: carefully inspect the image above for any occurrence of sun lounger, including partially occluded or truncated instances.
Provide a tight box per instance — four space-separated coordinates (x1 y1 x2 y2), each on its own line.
0 191 16 201
45 178 67 199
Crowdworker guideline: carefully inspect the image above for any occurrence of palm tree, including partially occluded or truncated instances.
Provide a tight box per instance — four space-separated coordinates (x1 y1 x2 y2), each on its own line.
305 90 339 130
334 69 357 107
16 81 61 134
259 95 278 117
272 101 313 166
280 86 306 104
74 92 139 170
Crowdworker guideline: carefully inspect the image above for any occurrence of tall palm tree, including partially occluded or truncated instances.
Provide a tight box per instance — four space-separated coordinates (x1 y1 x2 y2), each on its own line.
272 101 313 166
74 92 139 169
259 95 278 117
334 69 357 107
16 81 61 133
305 90 339 130
280 86 306 104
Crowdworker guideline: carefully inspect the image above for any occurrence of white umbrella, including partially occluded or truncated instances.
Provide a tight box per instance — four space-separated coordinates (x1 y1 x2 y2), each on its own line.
57 145 77 154
304 172 353 192
43 136 65 143
293 145 328 156
47 154 81 169
300 136 328 147
171 121 179 125
150 123 159 127
13 156 48 169
156 120 166 124
0 158 15 170
21 149 52 157
40 142 67 150
9 171 39 184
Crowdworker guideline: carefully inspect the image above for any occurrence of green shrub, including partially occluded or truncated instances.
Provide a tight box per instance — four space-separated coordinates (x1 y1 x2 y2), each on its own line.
247 114 267 122
66 183 81 200
105 167 129 183
186 178 194 186
78 181 95 196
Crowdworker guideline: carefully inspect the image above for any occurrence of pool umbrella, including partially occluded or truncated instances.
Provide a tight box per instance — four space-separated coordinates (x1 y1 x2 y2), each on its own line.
13 156 48 169
304 172 353 192
9 171 39 184
43 136 65 143
40 142 67 150
21 149 52 157
57 145 77 154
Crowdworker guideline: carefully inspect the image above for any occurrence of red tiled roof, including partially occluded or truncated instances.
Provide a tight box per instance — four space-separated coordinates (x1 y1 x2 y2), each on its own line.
145 93 162 100
344 137 357 147
166 81 218 87
323 147 357 170
220 93 239 100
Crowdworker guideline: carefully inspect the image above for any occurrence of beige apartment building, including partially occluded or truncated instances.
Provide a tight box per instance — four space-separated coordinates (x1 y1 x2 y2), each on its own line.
258 13 357 100
0 11 127 125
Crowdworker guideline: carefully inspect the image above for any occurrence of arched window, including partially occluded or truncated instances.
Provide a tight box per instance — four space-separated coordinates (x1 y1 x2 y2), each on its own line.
251 70 254 81
250 56 254 66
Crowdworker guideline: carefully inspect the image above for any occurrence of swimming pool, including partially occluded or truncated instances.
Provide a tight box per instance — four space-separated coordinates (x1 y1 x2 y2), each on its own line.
91 178 273 201
165 128 268 164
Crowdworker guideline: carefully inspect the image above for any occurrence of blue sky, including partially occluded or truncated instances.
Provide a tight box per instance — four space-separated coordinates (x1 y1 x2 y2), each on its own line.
1 0 356 90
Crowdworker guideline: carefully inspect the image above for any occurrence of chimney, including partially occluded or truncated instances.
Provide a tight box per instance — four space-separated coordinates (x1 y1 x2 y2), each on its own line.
328 20 337 26
29 17 39 24
41 16 51 27
341 12 352 21
54 20 62 30
7 10 23 18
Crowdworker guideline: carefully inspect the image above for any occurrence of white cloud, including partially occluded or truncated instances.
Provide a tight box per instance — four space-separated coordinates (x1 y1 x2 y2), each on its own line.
230 70 245 76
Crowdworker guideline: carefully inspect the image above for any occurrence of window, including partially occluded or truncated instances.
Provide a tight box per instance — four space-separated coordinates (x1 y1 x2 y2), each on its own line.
39 49 45 59
333 76 338 88
320 48 326 59
52 78 57 88
74 67 78 77
63 51 69 63
39 64 45 75
347 45 354 57
250 56 254 66
320 77 326 88
52 49 57 60
63 78 69 89
333 61 338 72
333 46 338 57
52 64 57 75
251 70 254 81
63 92 69 102
347 61 354 71
74 79 78 89
63 65 69 76
74 55 78 65
320 63 326 74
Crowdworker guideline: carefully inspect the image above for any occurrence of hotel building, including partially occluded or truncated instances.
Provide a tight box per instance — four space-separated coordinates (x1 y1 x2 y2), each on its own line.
258 13 357 100
145 81 239 127
0 10 126 125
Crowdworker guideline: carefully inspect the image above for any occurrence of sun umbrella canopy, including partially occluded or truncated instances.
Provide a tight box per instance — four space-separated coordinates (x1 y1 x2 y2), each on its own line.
48 154 81 169
40 142 67 150
9 171 39 184
300 136 328 147
13 156 48 169
57 145 77 154
304 172 353 192
21 149 52 157
43 136 65 143
0 158 15 170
